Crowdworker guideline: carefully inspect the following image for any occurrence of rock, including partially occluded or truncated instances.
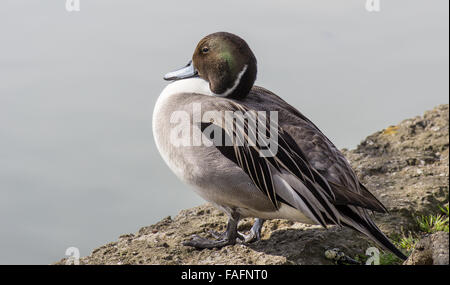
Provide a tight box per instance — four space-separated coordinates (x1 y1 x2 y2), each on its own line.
54 104 449 265
342 104 449 235
403 232 449 265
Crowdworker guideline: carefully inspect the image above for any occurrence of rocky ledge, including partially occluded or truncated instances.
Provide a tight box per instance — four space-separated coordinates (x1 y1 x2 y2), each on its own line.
56 104 449 265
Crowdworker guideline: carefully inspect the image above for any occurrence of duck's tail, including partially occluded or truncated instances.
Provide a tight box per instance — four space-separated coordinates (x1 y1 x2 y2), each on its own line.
337 205 408 261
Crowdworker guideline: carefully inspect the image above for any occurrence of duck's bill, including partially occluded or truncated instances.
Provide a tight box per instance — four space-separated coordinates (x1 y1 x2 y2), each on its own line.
163 60 199 81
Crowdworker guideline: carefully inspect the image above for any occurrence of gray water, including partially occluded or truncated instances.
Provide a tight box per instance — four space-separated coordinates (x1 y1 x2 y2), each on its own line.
0 0 448 264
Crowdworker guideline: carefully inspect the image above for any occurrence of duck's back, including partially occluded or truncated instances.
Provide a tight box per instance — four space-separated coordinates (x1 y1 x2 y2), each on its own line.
235 86 364 198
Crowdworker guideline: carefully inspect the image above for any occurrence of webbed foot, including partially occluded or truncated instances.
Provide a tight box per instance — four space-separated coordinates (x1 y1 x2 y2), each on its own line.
183 215 240 249
183 234 237 249
241 218 265 243
183 217 265 248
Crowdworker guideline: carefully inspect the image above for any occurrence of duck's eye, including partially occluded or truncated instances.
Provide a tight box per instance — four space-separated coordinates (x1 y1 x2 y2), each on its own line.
201 47 209 53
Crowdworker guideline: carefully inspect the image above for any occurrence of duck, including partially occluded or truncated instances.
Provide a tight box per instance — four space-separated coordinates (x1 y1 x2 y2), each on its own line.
152 32 407 260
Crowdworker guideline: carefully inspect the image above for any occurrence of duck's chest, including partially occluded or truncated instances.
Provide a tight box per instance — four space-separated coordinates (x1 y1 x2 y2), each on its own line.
152 79 217 182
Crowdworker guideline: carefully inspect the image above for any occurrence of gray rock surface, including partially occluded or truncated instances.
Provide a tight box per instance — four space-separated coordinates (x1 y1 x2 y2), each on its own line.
404 232 449 265
55 104 449 265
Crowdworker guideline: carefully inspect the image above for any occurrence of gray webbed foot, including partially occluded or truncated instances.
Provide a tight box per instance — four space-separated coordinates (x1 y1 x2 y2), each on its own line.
183 215 240 249
183 234 236 249
241 218 265 243
208 229 244 241
183 217 265 249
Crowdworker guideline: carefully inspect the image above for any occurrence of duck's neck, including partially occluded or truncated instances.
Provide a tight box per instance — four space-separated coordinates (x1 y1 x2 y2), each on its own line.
212 65 248 98
226 62 257 100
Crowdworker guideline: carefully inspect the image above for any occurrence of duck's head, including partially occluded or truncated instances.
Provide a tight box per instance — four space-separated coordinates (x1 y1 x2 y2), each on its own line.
164 32 257 99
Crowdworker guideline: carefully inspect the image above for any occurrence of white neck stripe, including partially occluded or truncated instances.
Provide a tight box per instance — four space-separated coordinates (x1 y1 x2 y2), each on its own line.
213 64 248 97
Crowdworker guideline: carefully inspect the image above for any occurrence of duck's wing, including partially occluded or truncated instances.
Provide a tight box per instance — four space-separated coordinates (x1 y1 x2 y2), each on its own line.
200 96 406 260
199 98 386 228
241 86 388 212
227 87 406 260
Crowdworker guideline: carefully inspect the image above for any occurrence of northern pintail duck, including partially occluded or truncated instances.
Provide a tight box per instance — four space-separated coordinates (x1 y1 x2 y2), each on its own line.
153 32 407 260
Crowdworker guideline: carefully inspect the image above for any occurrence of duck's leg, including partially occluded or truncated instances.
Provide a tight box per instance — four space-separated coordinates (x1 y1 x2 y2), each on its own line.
183 213 241 249
242 218 265 243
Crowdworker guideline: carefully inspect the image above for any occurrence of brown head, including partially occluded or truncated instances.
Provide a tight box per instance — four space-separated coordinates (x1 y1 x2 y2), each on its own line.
164 32 257 99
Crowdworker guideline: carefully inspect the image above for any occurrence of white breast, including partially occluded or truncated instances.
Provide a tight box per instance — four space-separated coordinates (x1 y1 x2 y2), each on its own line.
154 78 212 115
152 78 212 178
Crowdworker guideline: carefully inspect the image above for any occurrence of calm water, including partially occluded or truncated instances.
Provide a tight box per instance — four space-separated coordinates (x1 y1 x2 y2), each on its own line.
0 0 448 264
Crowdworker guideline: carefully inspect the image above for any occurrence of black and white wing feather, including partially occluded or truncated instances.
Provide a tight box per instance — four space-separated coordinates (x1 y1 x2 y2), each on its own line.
199 96 406 260
200 101 384 227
